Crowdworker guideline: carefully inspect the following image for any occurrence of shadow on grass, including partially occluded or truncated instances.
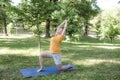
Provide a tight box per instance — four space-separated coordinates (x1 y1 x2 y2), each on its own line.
79 36 120 44
0 54 120 80
76 62 120 80
0 54 54 80
0 37 50 50
62 45 120 61
0 37 120 79
0 36 119 50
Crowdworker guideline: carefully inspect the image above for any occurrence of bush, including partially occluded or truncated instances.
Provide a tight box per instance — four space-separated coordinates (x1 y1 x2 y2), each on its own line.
7 23 14 35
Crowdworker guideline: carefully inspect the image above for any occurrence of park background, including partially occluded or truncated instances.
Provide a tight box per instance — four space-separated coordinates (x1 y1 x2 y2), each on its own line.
0 0 120 80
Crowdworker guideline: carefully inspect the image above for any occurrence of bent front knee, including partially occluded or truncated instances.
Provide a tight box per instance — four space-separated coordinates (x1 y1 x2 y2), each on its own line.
57 66 63 70
39 54 43 58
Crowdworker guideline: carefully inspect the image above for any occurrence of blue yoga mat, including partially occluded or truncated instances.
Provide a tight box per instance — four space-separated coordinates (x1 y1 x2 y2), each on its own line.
20 64 77 77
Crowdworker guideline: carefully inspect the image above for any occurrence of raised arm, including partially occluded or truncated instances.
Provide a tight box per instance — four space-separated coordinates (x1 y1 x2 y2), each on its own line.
55 20 66 35
57 20 65 29
61 20 68 35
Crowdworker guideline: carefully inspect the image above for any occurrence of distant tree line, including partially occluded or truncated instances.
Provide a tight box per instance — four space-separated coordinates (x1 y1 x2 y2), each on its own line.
0 0 120 42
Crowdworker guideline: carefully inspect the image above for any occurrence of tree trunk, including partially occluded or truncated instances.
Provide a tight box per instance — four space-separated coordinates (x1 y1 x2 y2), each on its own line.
37 34 41 53
53 0 58 3
50 0 58 3
84 21 88 36
3 15 8 36
110 36 113 43
45 19 50 38
84 25 88 36
36 15 41 54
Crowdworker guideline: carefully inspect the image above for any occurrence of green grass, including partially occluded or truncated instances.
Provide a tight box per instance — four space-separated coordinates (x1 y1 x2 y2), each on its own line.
0 36 120 80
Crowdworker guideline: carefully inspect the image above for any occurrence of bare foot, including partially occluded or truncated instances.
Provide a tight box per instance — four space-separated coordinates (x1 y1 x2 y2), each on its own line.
37 68 44 72
67 64 72 69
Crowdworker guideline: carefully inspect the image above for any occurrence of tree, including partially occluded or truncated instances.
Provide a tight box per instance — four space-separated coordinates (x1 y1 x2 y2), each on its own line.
0 0 12 36
14 0 59 52
93 9 120 42
49 0 99 41
50 1 83 41
73 0 99 36
9 0 100 42
44 0 60 38
99 16 120 42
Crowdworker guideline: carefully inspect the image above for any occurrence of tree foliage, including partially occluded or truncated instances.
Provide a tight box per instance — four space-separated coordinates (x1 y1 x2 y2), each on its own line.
93 8 120 42
0 0 12 36
99 16 120 42
1 0 110 42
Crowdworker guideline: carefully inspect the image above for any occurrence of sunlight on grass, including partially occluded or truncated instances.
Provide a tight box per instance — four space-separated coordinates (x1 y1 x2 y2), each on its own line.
0 48 40 56
74 59 120 66
93 46 120 49
78 45 120 49
0 34 33 39
65 41 120 49
0 36 120 80
0 65 8 70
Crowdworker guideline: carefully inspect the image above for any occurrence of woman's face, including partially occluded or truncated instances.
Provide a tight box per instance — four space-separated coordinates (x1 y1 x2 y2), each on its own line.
56 27 63 35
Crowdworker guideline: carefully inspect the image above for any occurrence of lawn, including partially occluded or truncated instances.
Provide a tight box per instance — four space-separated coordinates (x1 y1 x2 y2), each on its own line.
0 36 120 80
